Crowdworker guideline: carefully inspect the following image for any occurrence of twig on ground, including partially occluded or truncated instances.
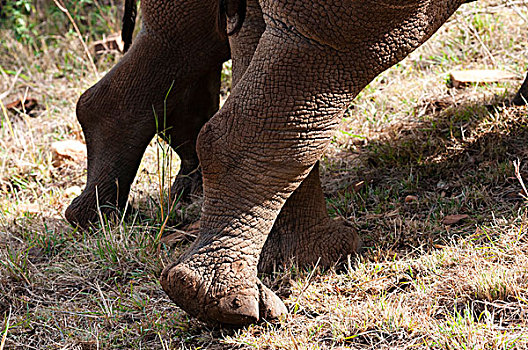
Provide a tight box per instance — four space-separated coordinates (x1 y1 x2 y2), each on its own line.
0 68 22 101
289 258 321 313
507 0 528 22
288 328 300 350
52 0 98 77
513 159 528 199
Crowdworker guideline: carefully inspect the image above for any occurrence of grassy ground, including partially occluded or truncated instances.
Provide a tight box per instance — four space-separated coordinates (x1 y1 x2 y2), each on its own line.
1 0 528 349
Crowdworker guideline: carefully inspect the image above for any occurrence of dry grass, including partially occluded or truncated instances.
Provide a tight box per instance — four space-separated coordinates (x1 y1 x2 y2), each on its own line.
1 0 528 349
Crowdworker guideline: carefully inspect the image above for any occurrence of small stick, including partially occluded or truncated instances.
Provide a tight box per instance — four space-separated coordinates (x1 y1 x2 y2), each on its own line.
513 159 528 199
52 0 98 77
507 0 528 23
290 258 321 313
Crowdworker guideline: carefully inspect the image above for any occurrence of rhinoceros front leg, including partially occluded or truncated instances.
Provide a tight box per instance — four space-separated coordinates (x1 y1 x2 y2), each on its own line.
160 27 356 326
65 34 164 228
227 0 360 274
65 43 224 228
65 25 228 228
65 0 229 228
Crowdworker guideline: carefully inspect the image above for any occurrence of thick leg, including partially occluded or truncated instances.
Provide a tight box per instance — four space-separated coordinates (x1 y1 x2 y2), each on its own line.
259 163 361 272
161 0 467 326
65 0 229 228
229 0 360 273
160 13 365 325
513 73 528 106
228 0 265 87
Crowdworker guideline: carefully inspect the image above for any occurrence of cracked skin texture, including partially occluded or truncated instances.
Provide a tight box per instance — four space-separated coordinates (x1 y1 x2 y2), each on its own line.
65 0 230 228
160 0 472 326
65 0 527 327
66 0 361 274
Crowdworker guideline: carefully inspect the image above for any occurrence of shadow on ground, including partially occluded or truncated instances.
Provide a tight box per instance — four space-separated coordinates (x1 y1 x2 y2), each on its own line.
323 91 527 259
1 91 526 349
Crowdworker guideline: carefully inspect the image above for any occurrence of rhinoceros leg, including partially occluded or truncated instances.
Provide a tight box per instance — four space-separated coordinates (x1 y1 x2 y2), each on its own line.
227 0 361 273
65 0 229 228
66 60 223 228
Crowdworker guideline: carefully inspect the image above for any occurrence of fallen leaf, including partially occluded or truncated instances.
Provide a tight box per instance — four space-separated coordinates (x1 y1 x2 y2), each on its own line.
64 186 82 197
51 140 87 167
405 195 418 203
6 97 39 117
450 70 517 88
28 246 45 263
78 341 99 350
160 229 196 246
184 221 200 232
15 160 35 174
436 180 449 190
91 33 124 55
19 202 40 214
442 214 469 225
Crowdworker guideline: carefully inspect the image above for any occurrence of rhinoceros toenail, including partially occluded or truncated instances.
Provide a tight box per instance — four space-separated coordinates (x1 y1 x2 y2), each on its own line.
232 296 242 308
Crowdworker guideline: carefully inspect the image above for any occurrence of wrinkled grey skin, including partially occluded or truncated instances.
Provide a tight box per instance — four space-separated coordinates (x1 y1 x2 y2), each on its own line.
67 0 527 327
